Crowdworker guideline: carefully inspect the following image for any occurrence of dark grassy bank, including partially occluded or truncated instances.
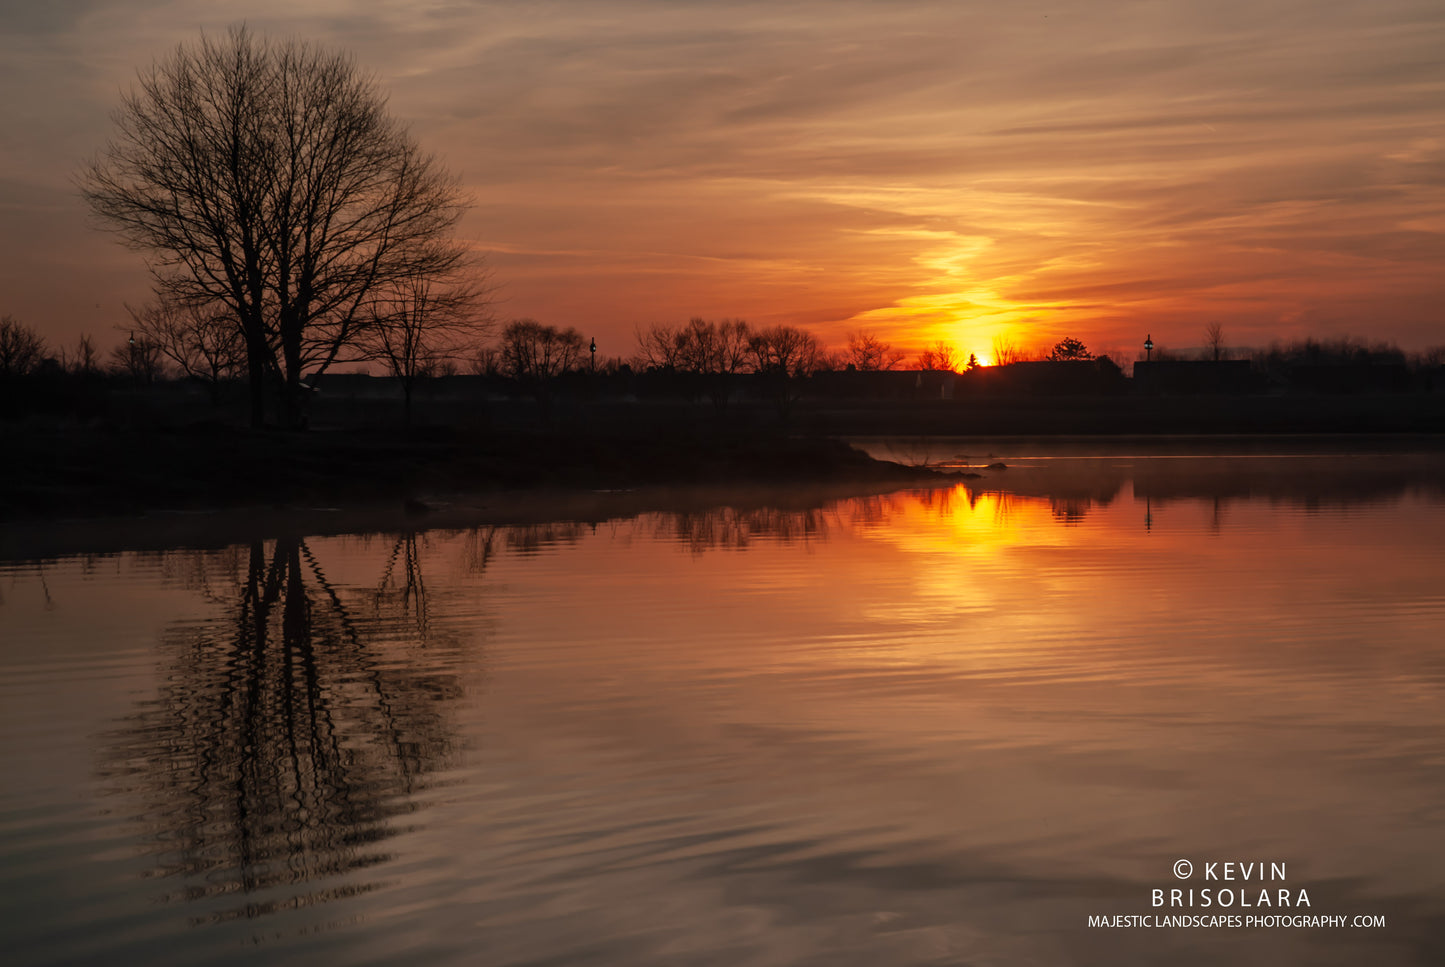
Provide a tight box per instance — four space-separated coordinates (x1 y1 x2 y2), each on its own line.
296 391 1445 436
0 421 936 520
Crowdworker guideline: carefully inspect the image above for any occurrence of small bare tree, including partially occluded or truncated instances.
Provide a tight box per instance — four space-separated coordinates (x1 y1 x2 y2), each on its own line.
676 318 752 376
991 334 1025 366
499 319 584 384
916 340 959 371
0 315 48 377
362 276 489 424
127 296 245 401
748 324 823 418
81 26 471 428
1204 321 1226 361
634 317 753 408
634 322 686 370
468 345 501 377
59 335 102 376
108 333 168 383
844 330 905 371
748 325 823 378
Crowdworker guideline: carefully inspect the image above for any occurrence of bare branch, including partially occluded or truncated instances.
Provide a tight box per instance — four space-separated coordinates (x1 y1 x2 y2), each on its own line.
0 315 48 377
81 26 475 427
844 330 905 371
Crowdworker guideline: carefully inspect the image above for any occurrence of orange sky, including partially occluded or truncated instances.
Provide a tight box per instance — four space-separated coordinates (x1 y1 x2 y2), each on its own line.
2 1 1442 364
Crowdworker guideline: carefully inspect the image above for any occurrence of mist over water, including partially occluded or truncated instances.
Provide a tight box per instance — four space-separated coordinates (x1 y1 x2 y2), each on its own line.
3 451 1443 966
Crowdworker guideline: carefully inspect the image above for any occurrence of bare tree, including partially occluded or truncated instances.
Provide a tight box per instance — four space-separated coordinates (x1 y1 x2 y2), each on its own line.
127 296 245 400
362 276 489 425
1204 321 1226 361
677 318 752 376
641 317 753 405
59 335 102 376
108 333 168 383
0 315 48 377
844 329 905 371
991 334 1025 366
748 324 823 378
81 26 471 428
700 318 753 408
748 324 823 418
499 319 584 383
634 322 686 370
636 318 753 372
916 340 959 372
633 317 753 408
468 345 501 377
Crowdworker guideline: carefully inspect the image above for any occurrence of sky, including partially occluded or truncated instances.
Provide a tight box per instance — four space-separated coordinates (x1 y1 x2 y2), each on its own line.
2 0 1443 364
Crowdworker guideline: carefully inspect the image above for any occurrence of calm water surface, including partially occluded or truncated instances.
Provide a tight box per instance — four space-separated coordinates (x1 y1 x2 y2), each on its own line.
3 450 1444 965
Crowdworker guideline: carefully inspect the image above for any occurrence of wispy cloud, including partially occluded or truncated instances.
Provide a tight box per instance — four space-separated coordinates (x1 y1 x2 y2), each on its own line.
3 0 1442 354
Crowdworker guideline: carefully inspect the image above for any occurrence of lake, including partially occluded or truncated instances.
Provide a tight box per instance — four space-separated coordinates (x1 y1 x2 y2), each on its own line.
3 443 1443 965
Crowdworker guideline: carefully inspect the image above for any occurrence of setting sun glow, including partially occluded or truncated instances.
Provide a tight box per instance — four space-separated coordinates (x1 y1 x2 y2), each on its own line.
3 3 1441 359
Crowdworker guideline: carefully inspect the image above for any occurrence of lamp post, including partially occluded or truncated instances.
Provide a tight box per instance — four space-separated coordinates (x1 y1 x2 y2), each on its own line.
589 336 596 373
1144 334 1153 362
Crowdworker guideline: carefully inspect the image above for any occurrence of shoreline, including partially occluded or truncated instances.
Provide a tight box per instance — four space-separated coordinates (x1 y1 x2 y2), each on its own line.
4 431 1443 563
5 421 1443 532
1 423 939 523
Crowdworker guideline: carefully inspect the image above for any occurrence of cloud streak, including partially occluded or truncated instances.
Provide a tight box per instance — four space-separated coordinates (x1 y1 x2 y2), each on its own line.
3 0 1442 358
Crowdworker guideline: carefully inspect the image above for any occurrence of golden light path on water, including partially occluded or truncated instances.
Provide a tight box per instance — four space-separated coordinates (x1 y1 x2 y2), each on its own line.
2 468 1444 966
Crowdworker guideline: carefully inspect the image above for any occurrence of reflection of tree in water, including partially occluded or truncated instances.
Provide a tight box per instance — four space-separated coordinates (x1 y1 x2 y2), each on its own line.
1050 498 1091 525
503 521 590 555
843 494 902 529
658 506 831 553
101 534 476 922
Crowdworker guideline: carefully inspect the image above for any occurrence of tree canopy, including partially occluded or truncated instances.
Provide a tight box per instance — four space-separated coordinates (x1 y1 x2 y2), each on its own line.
1048 337 1093 361
81 26 473 427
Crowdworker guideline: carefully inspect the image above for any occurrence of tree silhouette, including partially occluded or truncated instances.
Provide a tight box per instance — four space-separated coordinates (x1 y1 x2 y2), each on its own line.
747 325 823 419
499 319 585 383
362 276 490 425
0 315 47 377
1204 321 1226 361
58 334 102 376
1047 337 1092 361
107 332 167 383
916 340 958 372
991 334 1026 366
634 317 752 409
126 295 245 400
844 330 905 371
81 26 470 428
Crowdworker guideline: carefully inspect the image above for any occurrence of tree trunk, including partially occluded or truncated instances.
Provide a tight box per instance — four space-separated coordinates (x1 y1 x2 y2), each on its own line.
282 335 305 430
245 333 268 428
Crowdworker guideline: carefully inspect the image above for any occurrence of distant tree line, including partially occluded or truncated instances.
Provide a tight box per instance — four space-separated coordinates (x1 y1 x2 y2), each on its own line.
7 304 1445 424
